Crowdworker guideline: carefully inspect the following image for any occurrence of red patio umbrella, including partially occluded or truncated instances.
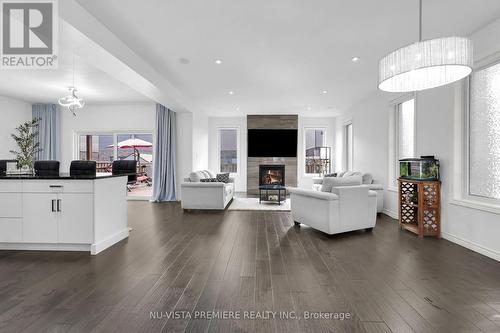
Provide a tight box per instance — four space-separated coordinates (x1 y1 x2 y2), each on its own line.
107 138 153 171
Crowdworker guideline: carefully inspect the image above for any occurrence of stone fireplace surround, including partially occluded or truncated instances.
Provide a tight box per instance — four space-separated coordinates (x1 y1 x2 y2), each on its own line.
247 115 298 194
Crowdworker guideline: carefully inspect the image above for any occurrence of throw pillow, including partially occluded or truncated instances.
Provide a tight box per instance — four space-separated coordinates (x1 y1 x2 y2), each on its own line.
321 175 362 192
362 173 373 184
216 172 230 183
335 175 363 187
320 177 338 192
324 173 337 177
199 170 211 179
189 171 203 182
200 178 217 182
205 170 217 178
343 171 362 177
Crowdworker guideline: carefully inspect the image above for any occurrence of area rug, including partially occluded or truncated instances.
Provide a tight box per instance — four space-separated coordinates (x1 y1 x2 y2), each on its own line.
228 197 290 211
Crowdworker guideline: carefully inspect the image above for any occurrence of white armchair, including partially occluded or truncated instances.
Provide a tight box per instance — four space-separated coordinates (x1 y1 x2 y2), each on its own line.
290 185 377 235
312 171 384 213
181 170 235 210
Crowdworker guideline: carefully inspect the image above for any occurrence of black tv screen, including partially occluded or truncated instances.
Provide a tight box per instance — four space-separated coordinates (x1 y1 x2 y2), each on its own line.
248 129 297 157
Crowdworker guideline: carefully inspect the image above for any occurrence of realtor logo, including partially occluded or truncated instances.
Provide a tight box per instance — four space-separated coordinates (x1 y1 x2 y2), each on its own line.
0 0 58 69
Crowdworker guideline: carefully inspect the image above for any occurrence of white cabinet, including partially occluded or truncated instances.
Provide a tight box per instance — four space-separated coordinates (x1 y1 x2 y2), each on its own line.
58 193 93 243
0 176 128 254
0 219 22 242
22 193 58 243
0 185 23 242
0 193 22 217
22 193 93 244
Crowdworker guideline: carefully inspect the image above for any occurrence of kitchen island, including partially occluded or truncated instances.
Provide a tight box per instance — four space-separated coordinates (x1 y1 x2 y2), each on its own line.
0 173 129 255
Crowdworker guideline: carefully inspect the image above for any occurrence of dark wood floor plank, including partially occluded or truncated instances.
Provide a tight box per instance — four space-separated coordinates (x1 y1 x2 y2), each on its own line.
230 276 256 333
184 280 221 333
0 203 498 333
363 322 393 333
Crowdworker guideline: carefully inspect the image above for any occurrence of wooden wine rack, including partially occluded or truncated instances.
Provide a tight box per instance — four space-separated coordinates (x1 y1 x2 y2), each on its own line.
398 178 441 238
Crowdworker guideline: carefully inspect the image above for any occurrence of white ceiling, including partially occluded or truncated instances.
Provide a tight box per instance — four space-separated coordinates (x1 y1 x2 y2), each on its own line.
0 49 150 104
75 0 500 117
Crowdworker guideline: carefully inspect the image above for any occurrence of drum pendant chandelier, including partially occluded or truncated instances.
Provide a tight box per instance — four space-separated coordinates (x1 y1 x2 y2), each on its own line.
378 0 473 92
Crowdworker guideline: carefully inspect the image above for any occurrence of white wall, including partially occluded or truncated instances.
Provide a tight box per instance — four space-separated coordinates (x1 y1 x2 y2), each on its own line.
0 96 32 159
336 91 396 214
192 111 209 171
176 112 194 197
60 103 156 172
60 102 200 200
208 116 336 192
208 117 247 192
338 16 500 261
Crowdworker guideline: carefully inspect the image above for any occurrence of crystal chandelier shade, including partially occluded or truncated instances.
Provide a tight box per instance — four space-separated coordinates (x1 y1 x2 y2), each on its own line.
58 55 85 116
379 37 473 92
378 0 473 92
58 87 85 113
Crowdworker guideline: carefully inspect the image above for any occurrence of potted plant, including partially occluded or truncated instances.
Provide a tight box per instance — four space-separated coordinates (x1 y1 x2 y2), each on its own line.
9 118 41 174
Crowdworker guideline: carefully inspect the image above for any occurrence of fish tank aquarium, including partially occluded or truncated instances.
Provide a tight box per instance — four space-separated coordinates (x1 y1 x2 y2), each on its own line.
399 157 440 181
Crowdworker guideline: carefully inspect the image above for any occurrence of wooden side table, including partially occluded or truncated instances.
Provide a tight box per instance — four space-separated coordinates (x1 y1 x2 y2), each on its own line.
398 178 441 238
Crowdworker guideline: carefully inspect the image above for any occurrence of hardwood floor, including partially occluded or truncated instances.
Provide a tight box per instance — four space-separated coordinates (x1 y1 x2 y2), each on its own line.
1 201 500 332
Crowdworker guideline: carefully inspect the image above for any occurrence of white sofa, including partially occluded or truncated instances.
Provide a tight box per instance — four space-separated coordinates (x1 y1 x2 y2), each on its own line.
290 185 377 235
181 170 235 210
312 171 384 213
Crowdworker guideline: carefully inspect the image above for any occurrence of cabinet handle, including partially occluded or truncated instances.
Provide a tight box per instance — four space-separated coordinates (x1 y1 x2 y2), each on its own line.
57 199 61 212
51 199 56 212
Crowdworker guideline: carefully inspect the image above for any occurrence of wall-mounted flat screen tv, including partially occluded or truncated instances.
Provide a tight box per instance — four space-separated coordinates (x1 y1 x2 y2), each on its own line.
248 129 297 157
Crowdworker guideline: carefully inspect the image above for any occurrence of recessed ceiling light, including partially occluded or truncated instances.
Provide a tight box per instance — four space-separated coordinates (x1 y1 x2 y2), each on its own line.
214 59 223 64
236 107 240 111
307 107 312 111
351 56 360 62
228 91 234 95
322 90 328 94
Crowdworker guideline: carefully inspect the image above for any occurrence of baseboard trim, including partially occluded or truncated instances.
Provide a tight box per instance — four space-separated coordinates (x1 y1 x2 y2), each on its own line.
382 208 398 219
0 243 90 252
91 228 129 255
442 232 500 262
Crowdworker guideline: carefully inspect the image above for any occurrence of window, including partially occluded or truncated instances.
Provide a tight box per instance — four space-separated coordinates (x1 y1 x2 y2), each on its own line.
79 134 113 162
218 128 238 173
78 131 153 174
304 128 326 174
116 133 154 178
345 123 353 171
389 97 415 188
397 99 416 160
468 62 500 201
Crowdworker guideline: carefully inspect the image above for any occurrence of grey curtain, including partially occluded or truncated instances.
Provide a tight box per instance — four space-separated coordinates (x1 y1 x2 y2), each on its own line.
151 104 177 201
32 104 60 160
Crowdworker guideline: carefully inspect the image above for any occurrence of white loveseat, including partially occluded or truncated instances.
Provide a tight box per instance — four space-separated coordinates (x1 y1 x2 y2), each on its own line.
181 170 235 210
312 171 384 213
289 184 377 235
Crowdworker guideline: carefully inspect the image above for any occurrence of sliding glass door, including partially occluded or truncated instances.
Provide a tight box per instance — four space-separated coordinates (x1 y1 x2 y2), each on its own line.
78 131 154 198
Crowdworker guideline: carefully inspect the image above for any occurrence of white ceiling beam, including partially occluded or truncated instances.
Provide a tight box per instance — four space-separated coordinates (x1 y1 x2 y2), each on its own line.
59 0 198 113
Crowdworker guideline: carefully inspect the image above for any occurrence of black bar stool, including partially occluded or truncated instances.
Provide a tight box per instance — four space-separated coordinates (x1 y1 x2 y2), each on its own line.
70 160 97 177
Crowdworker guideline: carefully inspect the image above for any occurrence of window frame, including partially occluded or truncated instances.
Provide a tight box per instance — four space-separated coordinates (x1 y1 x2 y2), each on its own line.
453 58 500 211
216 126 240 175
388 94 416 191
344 121 354 171
75 129 154 162
303 127 327 176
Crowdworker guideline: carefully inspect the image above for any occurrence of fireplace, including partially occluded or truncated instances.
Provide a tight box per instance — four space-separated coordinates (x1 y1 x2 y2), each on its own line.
259 165 285 186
